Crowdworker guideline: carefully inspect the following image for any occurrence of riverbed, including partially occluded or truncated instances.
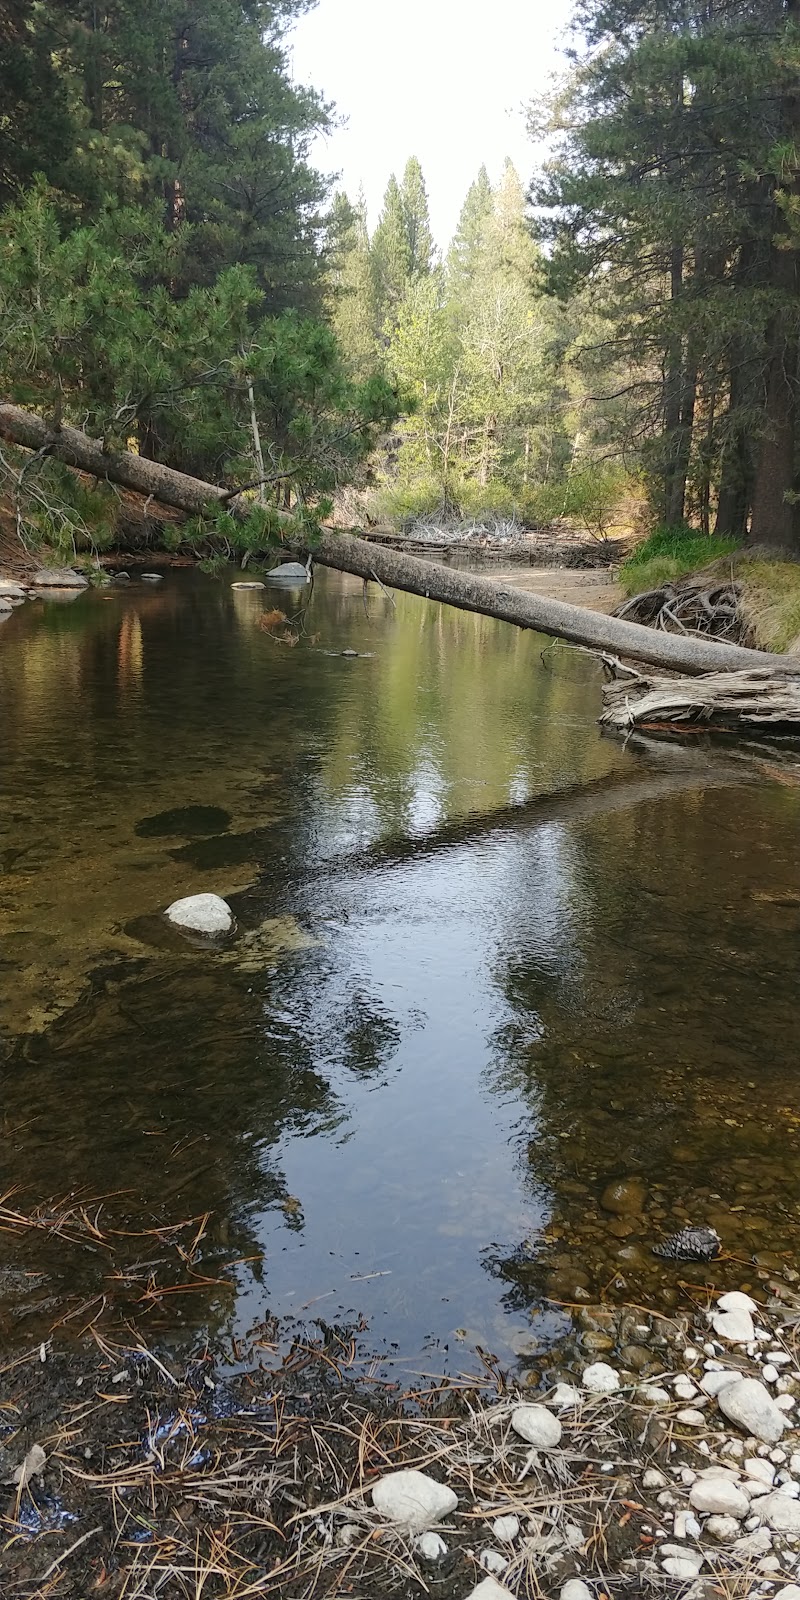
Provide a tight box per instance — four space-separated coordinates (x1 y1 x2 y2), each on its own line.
1 569 799 1370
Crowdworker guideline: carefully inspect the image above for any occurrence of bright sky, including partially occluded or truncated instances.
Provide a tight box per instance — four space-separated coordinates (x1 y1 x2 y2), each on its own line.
289 0 573 250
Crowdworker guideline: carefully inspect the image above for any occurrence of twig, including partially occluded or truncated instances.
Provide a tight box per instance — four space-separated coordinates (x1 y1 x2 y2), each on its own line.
37 1524 103 1581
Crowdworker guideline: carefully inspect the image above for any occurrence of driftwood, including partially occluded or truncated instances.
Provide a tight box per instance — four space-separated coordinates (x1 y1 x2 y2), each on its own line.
601 667 800 731
615 574 741 640
2 400 799 677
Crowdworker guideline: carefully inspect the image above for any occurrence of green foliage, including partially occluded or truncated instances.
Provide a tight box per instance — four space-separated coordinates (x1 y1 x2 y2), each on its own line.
526 466 630 538
619 524 739 595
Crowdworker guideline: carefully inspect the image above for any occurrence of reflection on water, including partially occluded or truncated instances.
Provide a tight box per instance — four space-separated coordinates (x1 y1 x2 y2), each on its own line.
1 570 799 1366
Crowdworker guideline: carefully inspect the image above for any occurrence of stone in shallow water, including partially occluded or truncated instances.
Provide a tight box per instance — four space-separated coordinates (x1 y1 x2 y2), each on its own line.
164 893 233 935
31 567 88 588
264 562 309 585
600 1176 646 1214
371 1469 457 1530
511 1404 561 1449
718 1378 786 1444
136 805 231 838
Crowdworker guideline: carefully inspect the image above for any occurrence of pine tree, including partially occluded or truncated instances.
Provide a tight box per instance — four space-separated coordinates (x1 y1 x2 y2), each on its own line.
446 165 494 304
329 189 381 380
371 173 413 331
400 156 435 278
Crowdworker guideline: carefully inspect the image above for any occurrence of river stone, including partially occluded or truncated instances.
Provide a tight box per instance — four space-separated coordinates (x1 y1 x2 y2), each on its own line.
583 1362 620 1394
231 581 265 590
0 579 26 598
264 562 309 584
717 1291 758 1314
164 893 233 935
662 1556 703 1579
712 1307 755 1344
600 1176 646 1214
31 567 88 588
733 1526 773 1556
560 1584 594 1600
701 1370 741 1397
0 596 12 611
511 1404 562 1449
689 1478 749 1518
141 573 163 582
550 1383 582 1409
757 1490 800 1534
371 1469 457 1530
704 1514 743 1542
718 1378 786 1443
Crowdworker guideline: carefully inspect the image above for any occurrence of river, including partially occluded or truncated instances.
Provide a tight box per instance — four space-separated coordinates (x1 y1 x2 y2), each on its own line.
1 569 799 1372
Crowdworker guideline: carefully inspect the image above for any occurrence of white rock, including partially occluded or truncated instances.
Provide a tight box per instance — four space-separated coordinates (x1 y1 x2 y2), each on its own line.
777 1395 798 1413
371 1470 458 1530
758 1554 781 1572
705 1515 742 1542
464 1579 515 1600
492 1515 519 1543
684 1346 700 1364
791 1454 800 1474
733 1527 773 1557
674 1377 699 1400
768 1351 793 1366
701 1370 741 1397
563 1521 584 1548
416 1531 447 1561
763 1365 780 1384
676 1408 707 1427
723 1438 745 1458
717 1291 758 1313
560 1584 594 1600
643 1467 667 1489
639 1385 671 1404
31 567 88 588
745 1480 773 1500
165 893 233 935
582 1362 620 1394
680 1467 698 1485
718 1379 787 1444
713 1308 756 1344
511 1405 562 1450
550 1383 582 1410
779 1479 800 1498
660 1542 702 1563
770 1587 800 1599
662 1556 703 1579
757 1490 800 1534
770 1448 788 1463
746 1459 776 1487
689 1478 749 1518
479 1549 509 1576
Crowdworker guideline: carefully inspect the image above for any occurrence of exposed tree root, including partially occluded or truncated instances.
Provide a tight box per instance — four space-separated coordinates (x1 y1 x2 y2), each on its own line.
614 571 744 642
601 666 800 731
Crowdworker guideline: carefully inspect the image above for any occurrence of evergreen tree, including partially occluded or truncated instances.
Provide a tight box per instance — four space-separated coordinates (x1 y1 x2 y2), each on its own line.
372 173 413 331
400 156 435 278
328 189 381 380
446 165 494 304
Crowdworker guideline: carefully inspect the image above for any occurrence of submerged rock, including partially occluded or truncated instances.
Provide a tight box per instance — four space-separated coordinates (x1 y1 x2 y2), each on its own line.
717 1378 786 1443
653 1226 721 1262
601 1176 646 1214
164 893 233 935
264 562 310 585
141 572 163 582
371 1469 457 1530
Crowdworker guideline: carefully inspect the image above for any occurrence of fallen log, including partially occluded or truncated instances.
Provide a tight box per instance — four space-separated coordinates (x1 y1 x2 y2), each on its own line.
2 400 798 677
600 667 800 731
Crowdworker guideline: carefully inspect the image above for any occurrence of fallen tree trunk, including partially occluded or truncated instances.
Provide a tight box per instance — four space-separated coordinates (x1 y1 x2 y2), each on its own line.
1 400 797 677
601 667 800 730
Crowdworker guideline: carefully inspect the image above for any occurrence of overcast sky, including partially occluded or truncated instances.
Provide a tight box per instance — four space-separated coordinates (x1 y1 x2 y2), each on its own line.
289 0 572 250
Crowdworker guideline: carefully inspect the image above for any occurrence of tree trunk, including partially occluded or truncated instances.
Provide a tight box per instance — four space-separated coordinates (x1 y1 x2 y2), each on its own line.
1 400 796 678
749 306 800 551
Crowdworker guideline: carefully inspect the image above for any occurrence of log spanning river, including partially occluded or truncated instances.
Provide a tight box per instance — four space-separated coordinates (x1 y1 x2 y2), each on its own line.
1 567 800 1371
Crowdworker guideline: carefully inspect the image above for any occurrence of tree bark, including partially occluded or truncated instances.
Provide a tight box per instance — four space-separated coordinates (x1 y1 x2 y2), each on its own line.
1 400 796 678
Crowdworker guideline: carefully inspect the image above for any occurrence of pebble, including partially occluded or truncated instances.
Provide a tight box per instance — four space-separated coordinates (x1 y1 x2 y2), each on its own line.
777 1394 798 1412
560 1584 593 1600
550 1383 582 1409
371 1470 458 1530
701 1370 741 1397
662 1555 703 1579
479 1549 509 1576
643 1468 667 1488
705 1514 743 1542
676 1408 707 1427
718 1291 758 1314
511 1405 561 1450
684 1346 701 1365
746 1459 776 1487
465 1579 515 1600
689 1478 749 1518
417 1531 448 1560
660 1543 701 1563
582 1362 620 1394
492 1515 519 1543
769 1588 800 1599
718 1379 787 1444
763 1365 780 1384
713 1308 756 1344
639 1385 671 1404
733 1527 773 1557
673 1510 701 1539
674 1377 699 1400
757 1491 800 1534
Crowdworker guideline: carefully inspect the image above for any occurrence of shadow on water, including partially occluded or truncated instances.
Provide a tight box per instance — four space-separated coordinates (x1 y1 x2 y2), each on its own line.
1 568 799 1367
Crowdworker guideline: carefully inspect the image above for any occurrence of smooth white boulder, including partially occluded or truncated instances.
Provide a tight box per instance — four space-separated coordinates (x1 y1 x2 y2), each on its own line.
758 1490 800 1534
700 1370 740 1397
582 1362 620 1394
662 1556 703 1579
712 1308 755 1344
689 1478 749 1518
371 1469 457 1530
165 893 234 935
0 579 26 598
718 1378 787 1444
717 1291 758 1313
31 567 88 587
511 1404 562 1449
745 1459 776 1487
560 1583 594 1600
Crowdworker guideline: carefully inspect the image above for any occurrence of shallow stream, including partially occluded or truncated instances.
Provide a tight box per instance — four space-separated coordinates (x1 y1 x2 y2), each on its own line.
1 570 799 1371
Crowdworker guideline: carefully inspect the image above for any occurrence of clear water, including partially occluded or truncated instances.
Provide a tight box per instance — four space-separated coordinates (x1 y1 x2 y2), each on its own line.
1 570 799 1368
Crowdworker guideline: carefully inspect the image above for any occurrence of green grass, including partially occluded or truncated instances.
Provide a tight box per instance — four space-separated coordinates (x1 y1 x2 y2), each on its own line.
619 523 739 596
738 561 800 654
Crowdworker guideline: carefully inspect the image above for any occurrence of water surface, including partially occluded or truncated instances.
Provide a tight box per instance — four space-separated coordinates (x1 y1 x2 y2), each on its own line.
1 571 799 1367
